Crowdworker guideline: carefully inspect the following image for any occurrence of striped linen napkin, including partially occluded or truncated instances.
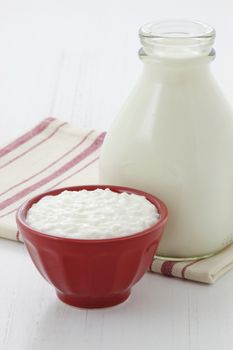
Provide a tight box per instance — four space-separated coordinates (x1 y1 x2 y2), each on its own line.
0 117 105 241
1 117 233 284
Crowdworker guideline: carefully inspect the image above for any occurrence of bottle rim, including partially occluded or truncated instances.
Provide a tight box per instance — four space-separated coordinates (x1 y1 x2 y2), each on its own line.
139 20 215 39
139 20 216 59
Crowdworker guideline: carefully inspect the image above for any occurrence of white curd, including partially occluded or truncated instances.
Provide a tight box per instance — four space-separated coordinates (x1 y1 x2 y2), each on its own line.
26 189 159 239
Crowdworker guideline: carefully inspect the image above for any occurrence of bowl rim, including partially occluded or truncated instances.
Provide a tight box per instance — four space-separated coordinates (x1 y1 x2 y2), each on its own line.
16 184 168 243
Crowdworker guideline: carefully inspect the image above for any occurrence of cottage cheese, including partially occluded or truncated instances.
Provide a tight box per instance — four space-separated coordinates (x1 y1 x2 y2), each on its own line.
26 189 160 239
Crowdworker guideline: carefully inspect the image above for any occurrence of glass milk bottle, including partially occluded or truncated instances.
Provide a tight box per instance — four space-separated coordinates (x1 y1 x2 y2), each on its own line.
99 20 233 260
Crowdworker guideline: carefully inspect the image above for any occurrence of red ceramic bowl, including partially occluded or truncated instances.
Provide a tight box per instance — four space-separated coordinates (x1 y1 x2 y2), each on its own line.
16 185 168 308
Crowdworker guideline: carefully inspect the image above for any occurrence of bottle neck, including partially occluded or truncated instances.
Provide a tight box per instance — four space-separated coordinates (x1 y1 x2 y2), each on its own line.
140 48 214 82
139 20 216 77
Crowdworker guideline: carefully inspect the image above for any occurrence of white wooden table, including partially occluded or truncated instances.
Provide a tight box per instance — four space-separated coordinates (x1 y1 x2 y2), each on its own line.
1 1 233 349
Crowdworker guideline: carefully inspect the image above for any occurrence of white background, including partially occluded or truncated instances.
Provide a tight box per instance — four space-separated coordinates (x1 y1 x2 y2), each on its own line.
1 0 233 349
1 0 233 141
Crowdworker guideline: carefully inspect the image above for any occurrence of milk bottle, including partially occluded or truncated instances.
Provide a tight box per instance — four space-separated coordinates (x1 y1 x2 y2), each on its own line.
99 20 233 259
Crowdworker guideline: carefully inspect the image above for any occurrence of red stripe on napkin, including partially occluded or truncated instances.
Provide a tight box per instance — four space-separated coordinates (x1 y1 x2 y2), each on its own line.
0 130 94 197
181 260 202 279
0 121 67 170
0 117 55 159
16 231 20 242
0 133 105 211
161 261 177 277
48 156 100 190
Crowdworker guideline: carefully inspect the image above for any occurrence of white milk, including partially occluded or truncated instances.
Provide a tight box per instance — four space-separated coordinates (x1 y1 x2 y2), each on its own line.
99 21 233 259
26 189 159 239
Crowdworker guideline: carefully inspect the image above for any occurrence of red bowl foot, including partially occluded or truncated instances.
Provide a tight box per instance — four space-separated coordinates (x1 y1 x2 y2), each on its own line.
56 289 131 309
